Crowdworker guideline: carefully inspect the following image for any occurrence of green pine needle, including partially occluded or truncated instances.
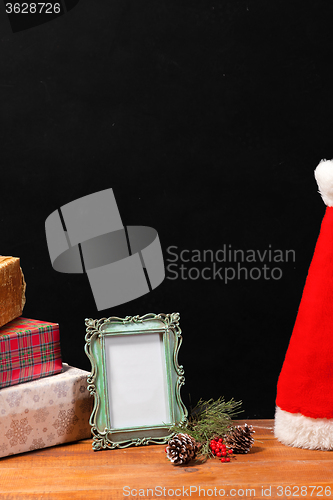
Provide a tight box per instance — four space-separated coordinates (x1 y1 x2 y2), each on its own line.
169 397 243 461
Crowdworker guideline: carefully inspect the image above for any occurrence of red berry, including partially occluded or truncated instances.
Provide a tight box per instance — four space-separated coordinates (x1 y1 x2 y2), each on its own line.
226 457 230 462
228 449 233 454
221 457 226 462
219 438 223 443
216 452 222 457
214 437 219 442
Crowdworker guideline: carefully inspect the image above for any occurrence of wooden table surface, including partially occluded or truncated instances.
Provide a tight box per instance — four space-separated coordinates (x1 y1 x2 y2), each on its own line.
1 420 333 499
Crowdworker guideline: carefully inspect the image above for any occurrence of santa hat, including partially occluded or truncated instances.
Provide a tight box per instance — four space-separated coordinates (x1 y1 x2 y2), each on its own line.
275 159 333 450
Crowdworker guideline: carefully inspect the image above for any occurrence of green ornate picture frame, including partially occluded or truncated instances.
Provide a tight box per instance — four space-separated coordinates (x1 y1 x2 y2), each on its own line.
84 312 187 451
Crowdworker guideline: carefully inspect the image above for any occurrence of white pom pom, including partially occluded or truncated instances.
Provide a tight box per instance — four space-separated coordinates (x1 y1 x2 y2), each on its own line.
314 159 333 207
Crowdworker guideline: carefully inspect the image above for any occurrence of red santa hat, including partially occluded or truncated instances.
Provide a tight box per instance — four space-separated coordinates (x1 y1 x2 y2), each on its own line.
275 159 333 450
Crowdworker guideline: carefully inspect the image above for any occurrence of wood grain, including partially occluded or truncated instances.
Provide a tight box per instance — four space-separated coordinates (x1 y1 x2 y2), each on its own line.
1 420 332 499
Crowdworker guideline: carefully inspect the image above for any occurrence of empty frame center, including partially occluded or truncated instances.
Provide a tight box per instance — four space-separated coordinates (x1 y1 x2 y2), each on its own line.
105 332 170 429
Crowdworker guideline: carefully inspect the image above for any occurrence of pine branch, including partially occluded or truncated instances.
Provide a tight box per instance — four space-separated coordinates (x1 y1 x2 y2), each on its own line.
169 397 243 460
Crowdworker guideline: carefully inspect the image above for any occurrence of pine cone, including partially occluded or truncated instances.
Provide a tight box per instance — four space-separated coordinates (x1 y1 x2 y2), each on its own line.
166 433 199 465
224 423 255 454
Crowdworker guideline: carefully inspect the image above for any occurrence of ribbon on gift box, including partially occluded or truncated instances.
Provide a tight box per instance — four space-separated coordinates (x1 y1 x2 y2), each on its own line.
45 189 165 310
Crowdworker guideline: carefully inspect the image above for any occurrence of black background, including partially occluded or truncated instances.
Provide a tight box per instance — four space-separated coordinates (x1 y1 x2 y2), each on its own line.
1 0 333 419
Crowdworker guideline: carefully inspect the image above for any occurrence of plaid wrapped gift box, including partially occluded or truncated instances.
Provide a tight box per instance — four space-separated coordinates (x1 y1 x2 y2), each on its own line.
0 317 62 389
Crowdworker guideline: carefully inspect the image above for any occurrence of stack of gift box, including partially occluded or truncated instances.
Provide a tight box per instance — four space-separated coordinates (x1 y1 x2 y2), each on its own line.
0 256 92 458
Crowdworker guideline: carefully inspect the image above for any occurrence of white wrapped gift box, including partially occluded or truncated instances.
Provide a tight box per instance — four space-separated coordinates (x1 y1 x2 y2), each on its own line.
0 364 92 458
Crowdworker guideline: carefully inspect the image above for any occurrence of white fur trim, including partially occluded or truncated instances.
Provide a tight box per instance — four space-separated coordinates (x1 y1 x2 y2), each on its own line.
274 406 333 450
314 159 333 206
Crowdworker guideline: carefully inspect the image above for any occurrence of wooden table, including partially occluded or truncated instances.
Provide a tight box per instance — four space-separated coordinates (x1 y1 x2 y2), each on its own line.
1 420 333 499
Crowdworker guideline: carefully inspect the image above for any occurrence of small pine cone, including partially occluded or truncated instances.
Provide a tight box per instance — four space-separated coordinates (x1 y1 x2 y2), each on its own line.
166 433 198 465
224 423 255 454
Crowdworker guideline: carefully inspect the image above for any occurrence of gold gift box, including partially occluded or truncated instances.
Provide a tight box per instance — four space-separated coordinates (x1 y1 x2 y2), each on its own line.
0 256 26 328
